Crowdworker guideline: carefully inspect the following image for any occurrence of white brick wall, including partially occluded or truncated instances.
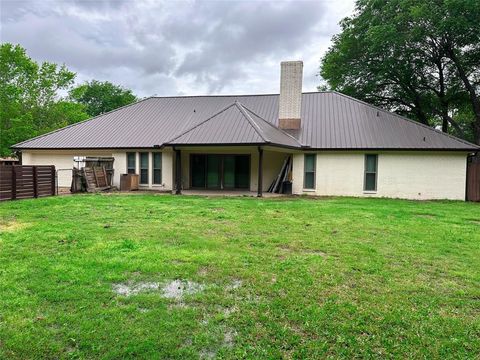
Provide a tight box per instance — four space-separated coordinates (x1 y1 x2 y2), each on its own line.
292 151 468 200
22 149 468 199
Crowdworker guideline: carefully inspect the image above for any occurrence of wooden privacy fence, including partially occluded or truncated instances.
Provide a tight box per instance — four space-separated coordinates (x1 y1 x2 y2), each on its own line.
467 156 480 202
0 165 55 201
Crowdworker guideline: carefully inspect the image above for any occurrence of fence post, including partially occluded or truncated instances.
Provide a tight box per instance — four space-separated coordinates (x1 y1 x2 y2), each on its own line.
51 166 56 196
11 165 17 200
33 166 38 198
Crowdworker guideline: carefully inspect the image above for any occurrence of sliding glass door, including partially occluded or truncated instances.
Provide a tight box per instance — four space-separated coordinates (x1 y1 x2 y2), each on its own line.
234 155 250 189
206 155 221 188
190 154 250 190
223 155 235 189
191 155 206 188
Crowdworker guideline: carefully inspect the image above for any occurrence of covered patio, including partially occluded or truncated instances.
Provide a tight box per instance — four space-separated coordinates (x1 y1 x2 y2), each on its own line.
172 145 294 197
162 101 301 197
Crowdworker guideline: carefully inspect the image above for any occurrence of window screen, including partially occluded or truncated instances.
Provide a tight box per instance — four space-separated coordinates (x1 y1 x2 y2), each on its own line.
364 154 378 191
127 152 136 174
304 154 316 189
140 152 149 184
153 153 162 185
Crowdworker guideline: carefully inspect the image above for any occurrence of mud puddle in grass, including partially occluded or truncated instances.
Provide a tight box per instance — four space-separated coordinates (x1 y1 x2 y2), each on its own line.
113 277 242 297
112 279 205 300
112 282 160 297
162 279 204 300
112 279 205 312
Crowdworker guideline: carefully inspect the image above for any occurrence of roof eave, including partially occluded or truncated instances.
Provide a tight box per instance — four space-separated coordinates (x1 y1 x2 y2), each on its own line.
305 147 479 152
13 145 478 152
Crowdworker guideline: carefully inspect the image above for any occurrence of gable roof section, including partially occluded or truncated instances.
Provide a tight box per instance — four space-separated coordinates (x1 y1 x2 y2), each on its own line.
12 92 479 151
165 101 301 148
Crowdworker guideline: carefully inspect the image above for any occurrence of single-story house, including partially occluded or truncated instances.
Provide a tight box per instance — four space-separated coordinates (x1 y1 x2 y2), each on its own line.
13 61 479 200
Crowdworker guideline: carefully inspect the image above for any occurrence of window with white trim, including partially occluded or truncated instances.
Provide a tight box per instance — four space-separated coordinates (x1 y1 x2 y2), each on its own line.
127 152 136 174
153 153 162 185
304 154 316 189
364 154 378 191
139 152 149 184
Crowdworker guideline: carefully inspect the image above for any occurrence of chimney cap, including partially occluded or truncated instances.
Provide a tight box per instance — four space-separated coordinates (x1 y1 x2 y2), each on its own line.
280 60 303 64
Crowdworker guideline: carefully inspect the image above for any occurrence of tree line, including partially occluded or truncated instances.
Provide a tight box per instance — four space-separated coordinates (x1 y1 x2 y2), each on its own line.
320 0 480 145
0 43 137 156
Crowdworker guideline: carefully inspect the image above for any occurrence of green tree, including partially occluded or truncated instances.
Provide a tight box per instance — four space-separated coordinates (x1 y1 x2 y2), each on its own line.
70 80 137 117
320 0 480 144
0 43 89 156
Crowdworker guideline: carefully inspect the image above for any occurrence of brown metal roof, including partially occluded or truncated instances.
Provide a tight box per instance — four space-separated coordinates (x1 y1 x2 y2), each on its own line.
13 91 479 151
166 101 301 148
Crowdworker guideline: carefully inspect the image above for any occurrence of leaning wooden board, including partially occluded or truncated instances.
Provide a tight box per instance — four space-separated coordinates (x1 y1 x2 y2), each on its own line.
83 167 111 192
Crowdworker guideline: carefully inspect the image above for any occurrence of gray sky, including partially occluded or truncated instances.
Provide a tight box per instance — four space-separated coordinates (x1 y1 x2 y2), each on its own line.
1 0 355 98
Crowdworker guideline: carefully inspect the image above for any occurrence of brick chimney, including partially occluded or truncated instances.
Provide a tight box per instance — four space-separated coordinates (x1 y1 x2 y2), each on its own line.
278 61 303 130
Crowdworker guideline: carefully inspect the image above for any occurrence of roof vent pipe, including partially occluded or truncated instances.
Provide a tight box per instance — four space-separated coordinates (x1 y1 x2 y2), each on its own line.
278 61 303 130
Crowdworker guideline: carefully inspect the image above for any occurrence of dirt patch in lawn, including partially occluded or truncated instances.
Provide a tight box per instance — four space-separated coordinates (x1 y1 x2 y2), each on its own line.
112 281 160 297
225 279 243 291
197 266 210 276
199 349 217 359
0 219 27 232
223 328 237 348
199 327 237 359
302 249 327 257
414 213 436 219
222 305 239 317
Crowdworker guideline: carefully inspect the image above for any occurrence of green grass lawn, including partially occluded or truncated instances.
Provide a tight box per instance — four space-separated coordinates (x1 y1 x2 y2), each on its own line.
0 194 479 359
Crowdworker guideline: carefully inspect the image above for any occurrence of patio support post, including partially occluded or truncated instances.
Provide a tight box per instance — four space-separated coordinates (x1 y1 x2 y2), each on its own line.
257 146 263 197
175 148 182 195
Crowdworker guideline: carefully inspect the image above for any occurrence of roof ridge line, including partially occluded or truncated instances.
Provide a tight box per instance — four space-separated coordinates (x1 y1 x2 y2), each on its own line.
234 101 270 143
163 102 238 145
12 96 154 149
332 91 479 148
150 91 331 99
241 105 302 146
